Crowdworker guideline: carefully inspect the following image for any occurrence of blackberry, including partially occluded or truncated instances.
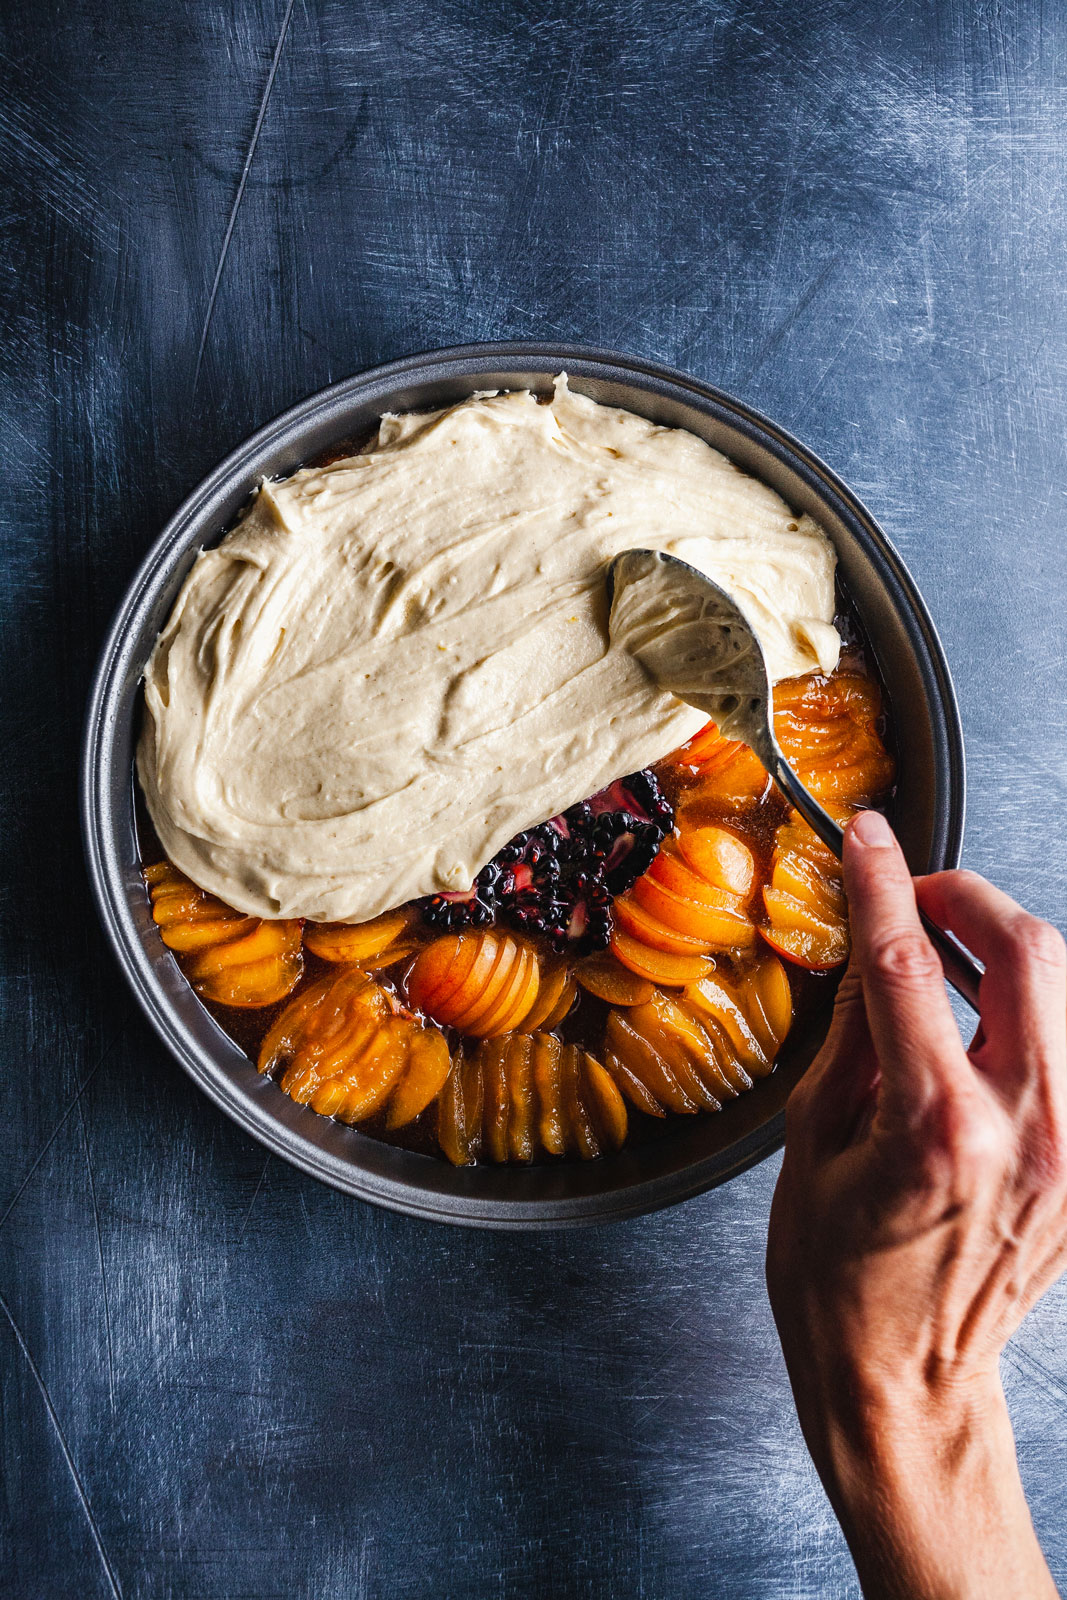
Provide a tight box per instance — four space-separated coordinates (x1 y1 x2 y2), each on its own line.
417 767 674 956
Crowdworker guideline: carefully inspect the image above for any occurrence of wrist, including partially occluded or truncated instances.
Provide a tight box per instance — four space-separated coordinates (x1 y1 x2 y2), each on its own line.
826 1361 1006 1508
809 1367 1054 1599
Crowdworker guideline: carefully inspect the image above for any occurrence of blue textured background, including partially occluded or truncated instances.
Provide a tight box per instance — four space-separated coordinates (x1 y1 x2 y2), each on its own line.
3 3 1067 1595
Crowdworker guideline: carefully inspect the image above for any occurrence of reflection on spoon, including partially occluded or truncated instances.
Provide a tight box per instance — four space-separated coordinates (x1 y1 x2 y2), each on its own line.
607 547 775 758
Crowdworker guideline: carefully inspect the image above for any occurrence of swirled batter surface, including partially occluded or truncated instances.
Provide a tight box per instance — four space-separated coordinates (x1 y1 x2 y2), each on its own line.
138 378 840 921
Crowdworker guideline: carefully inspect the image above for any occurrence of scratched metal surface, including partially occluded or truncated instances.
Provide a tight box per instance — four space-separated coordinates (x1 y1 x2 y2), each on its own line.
2 2 1067 1595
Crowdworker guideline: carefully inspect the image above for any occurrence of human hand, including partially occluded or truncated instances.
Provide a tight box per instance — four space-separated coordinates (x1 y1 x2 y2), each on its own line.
766 808 1067 1600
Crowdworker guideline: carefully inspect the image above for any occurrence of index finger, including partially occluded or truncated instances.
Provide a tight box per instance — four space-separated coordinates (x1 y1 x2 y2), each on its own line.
843 810 968 1119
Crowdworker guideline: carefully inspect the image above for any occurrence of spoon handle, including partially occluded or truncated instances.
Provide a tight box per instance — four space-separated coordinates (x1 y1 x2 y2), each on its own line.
769 752 983 1012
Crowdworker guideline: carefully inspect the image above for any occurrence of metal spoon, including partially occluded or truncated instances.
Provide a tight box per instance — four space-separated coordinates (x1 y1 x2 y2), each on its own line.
608 547 982 1010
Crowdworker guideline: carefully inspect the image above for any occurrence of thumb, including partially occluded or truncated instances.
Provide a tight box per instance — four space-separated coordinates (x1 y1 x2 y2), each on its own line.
842 810 968 1123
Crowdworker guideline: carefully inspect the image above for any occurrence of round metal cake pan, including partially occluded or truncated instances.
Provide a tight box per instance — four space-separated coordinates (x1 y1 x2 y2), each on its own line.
81 343 965 1228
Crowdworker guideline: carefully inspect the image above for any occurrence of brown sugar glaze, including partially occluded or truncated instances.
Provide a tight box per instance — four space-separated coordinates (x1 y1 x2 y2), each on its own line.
136 588 896 1166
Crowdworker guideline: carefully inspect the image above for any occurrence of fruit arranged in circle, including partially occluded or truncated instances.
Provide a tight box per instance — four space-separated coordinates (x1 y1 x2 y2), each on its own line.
143 657 895 1165
437 1033 628 1165
603 951 793 1116
760 809 852 969
670 721 771 810
258 967 451 1129
774 672 894 804
406 930 541 1036
419 768 674 954
145 861 303 1007
303 908 420 969
610 824 757 984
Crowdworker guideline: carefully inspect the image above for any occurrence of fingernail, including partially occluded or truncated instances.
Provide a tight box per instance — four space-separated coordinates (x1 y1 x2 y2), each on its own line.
849 809 895 848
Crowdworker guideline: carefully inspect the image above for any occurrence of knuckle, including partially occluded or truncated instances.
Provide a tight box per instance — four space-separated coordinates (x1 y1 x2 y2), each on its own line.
1006 915 1067 974
906 1092 1001 1188
945 1104 1002 1170
866 929 942 989
954 869 986 891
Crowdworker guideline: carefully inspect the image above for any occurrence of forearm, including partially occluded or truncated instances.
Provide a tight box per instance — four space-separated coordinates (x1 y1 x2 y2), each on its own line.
798 1371 1057 1600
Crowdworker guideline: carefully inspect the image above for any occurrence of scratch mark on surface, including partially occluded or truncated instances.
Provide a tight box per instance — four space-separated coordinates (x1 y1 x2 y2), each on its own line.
0 1061 102 1237
236 1154 272 1246
78 1098 116 1413
192 0 296 393
0 1290 123 1599
765 100 804 309
741 254 842 382
1006 1342 1067 1414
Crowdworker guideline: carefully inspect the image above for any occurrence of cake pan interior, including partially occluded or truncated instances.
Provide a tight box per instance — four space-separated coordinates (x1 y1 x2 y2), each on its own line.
82 344 965 1226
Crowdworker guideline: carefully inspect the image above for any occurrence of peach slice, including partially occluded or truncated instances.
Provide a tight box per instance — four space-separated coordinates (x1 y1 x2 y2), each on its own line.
407 931 494 1013
613 893 710 955
505 1034 537 1162
581 1057 629 1153
531 1032 566 1156
473 945 540 1038
631 872 757 949
559 1046 598 1159
604 1047 664 1117
627 995 721 1112
258 965 451 1130
576 952 655 1007
437 1058 483 1167
406 932 541 1036
773 670 894 805
183 920 299 979
761 904 850 970
358 936 423 972
146 861 303 1008
760 810 853 970
310 1017 410 1123
604 1011 699 1115
610 927 712 988
684 972 767 1077
604 950 795 1117
669 722 771 810
675 825 756 900
685 951 793 1080
196 952 303 1009
694 1012 752 1098
455 940 529 1034
303 909 415 964
520 961 577 1031
448 937 517 1030
647 844 740 909
606 820 756 992
480 1037 511 1163
385 1028 452 1129
158 916 257 953
439 1035 628 1165
405 933 477 1011
745 955 794 1061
